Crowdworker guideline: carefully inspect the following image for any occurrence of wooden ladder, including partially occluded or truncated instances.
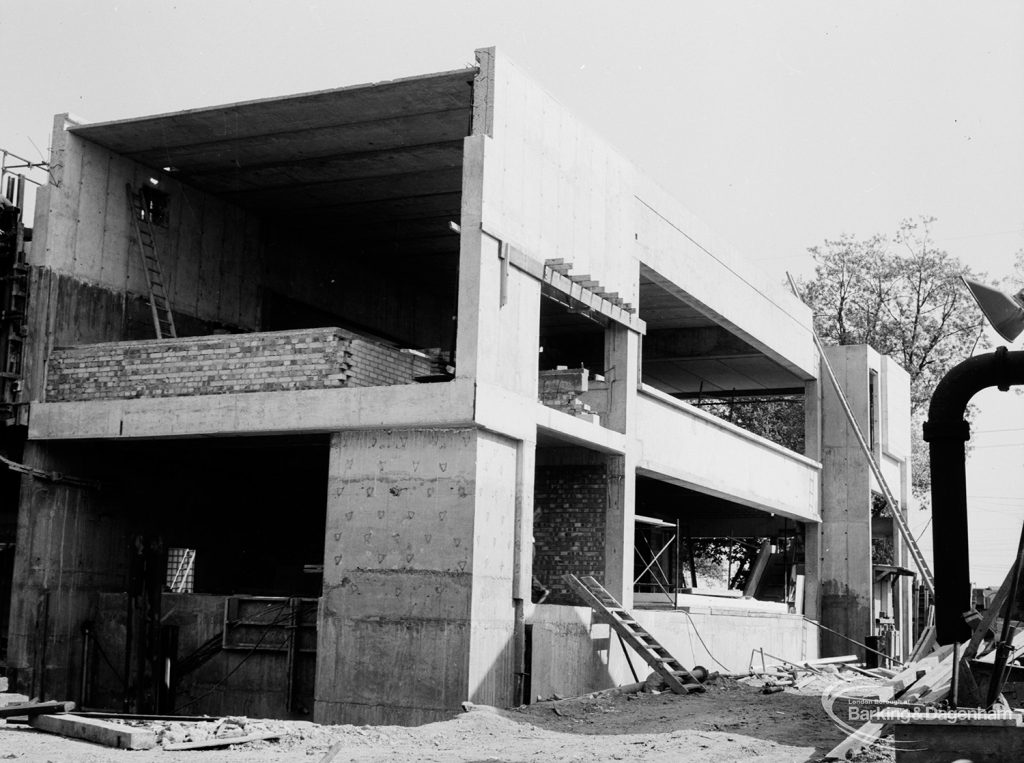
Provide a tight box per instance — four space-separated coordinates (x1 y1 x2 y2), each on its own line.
563 574 705 694
126 184 177 339
169 548 196 593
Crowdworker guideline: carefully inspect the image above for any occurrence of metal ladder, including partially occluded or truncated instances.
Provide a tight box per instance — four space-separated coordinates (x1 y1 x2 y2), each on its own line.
563 574 705 694
126 184 176 339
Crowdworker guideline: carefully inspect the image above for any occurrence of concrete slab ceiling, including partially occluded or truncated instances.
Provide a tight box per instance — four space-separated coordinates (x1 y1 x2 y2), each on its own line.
638 268 806 397
70 68 476 290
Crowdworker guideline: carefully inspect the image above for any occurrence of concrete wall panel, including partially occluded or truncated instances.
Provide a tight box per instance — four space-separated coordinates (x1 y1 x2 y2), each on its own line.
35 116 263 332
527 604 816 699
474 49 816 380
881 355 912 460
479 54 637 305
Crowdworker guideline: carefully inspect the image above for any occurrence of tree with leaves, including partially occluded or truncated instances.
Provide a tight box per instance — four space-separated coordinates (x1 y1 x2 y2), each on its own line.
688 218 990 579
799 216 988 498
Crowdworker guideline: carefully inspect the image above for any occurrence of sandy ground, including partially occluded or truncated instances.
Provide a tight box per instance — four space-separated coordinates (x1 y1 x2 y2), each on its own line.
0 680 891 763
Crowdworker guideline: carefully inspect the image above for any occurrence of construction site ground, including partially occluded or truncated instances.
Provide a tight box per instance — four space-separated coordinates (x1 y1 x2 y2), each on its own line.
0 679 889 763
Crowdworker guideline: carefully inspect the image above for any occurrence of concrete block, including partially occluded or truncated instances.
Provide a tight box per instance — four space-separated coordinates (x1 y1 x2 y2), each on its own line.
29 713 157 749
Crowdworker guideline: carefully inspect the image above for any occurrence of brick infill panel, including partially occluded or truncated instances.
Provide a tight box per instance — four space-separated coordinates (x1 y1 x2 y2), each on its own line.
45 327 434 401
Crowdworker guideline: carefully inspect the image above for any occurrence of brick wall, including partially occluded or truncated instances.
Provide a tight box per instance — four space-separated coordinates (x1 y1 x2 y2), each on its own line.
538 368 605 423
45 327 436 402
533 464 607 604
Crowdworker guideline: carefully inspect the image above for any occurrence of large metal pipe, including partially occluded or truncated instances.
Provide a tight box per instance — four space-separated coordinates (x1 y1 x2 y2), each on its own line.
923 347 1024 644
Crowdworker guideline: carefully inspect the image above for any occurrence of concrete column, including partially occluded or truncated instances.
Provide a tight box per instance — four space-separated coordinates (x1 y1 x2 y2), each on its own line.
819 346 873 658
803 377 822 621
316 427 518 726
603 325 639 607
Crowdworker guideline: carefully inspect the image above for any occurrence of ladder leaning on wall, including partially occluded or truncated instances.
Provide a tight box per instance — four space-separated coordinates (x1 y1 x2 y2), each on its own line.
126 184 177 339
563 574 705 694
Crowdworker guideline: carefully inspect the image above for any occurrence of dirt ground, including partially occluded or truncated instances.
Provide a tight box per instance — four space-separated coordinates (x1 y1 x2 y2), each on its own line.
0 680 891 763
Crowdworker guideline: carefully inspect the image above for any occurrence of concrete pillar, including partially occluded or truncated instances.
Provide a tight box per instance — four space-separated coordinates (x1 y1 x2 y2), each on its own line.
603 324 639 607
820 346 874 658
803 377 822 621
316 427 518 726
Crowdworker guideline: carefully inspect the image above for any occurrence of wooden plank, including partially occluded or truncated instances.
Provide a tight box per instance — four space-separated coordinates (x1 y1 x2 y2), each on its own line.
909 624 936 662
964 563 1016 662
824 721 886 760
742 539 773 597
0 700 70 717
677 587 743 598
162 731 281 750
29 712 156 749
806 655 859 666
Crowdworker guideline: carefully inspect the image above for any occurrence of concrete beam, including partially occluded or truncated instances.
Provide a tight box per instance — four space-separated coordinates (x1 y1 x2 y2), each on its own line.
27 381 477 440
30 714 156 750
535 404 627 455
635 385 821 523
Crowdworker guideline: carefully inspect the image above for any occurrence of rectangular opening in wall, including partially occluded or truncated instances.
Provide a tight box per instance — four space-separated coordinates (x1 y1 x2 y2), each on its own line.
869 369 879 451
166 547 196 593
635 476 806 613
538 291 608 424
66 69 475 368
637 264 811 451
80 434 330 719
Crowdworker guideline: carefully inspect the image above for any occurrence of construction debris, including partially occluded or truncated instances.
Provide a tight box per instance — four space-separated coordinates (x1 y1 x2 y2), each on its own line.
821 626 1024 760
3 704 292 754
0 700 75 719
29 713 157 750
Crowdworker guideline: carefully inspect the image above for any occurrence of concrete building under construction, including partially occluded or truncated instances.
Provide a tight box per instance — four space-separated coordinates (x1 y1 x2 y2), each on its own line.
0 48 917 724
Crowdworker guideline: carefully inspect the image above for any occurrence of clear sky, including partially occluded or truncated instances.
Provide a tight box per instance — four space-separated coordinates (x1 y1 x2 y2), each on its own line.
2 1 1022 584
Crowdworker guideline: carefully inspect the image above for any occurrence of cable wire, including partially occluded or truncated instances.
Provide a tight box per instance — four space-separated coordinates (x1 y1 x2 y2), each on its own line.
679 609 733 672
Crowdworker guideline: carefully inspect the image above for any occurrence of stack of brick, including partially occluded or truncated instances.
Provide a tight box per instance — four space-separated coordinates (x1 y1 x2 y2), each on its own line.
538 367 599 423
342 339 436 388
45 327 437 402
532 464 608 604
